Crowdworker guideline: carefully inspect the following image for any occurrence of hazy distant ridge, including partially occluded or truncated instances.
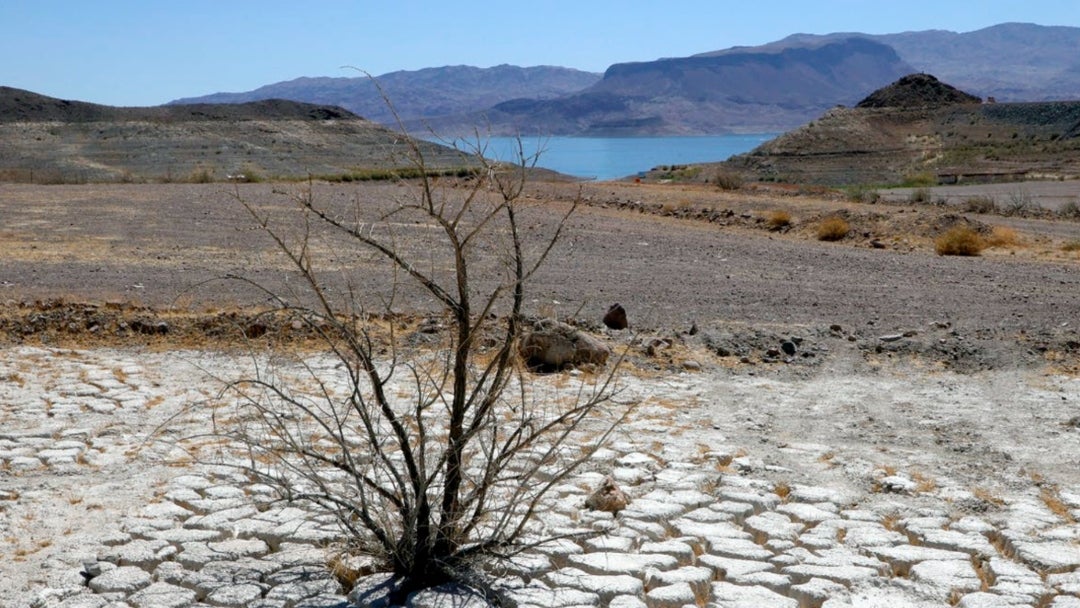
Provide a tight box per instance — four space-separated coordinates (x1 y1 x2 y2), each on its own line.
165 22 1080 135
168 65 602 125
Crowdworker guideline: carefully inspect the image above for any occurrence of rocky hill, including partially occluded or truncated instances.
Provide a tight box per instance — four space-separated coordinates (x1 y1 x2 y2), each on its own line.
0 87 472 183
722 74 1080 185
854 73 981 109
168 65 602 126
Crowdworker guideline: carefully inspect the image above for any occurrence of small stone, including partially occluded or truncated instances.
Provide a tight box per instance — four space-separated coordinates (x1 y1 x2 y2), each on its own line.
82 560 104 579
584 476 629 515
603 303 628 330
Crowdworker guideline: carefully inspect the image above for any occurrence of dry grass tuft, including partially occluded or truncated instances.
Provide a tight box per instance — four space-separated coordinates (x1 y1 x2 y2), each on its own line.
817 216 850 241
327 553 376 592
773 482 792 501
2 372 26 387
972 486 1005 507
972 556 992 592
912 471 937 494
935 226 984 256
767 210 792 229
984 226 1022 248
1039 485 1076 523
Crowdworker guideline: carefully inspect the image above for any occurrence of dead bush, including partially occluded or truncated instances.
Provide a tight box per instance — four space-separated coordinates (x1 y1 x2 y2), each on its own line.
712 170 744 191
985 226 1022 248
767 210 792 229
817 216 850 241
909 188 932 203
935 226 984 256
963 196 998 214
198 125 629 602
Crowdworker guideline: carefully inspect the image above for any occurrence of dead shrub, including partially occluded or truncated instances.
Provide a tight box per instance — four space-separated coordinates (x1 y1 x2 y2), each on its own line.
195 129 628 601
767 210 792 229
935 226 984 256
985 226 1021 248
816 216 850 241
846 184 881 204
909 188 932 204
713 171 744 191
963 196 997 214
1059 200 1080 218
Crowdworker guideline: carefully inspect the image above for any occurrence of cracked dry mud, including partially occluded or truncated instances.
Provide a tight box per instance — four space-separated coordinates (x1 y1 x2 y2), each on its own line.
0 346 1078 608
1 180 1080 607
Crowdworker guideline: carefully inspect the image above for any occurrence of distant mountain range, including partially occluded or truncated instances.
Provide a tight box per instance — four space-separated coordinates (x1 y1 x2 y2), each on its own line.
169 65 602 128
717 23 1080 102
436 37 911 135
110 23 1080 136
168 23 1080 136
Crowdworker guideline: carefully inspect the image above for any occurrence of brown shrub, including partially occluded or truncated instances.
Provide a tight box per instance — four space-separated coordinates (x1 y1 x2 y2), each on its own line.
985 226 1021 248
713 171 744 191
817 216 850 241
963 196 997 214
767 210 792 229
935 226 984 256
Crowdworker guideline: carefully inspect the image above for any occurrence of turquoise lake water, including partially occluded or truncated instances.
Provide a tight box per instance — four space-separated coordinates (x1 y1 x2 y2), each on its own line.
438 134 777 181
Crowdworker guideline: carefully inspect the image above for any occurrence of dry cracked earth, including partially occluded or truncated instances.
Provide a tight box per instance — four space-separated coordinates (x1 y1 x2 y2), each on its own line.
2 180 1080 608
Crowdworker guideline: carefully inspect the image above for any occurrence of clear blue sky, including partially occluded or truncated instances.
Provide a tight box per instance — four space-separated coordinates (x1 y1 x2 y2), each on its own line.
3 1 1079 106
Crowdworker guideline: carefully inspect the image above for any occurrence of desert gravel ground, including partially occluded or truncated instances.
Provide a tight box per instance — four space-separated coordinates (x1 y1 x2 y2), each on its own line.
2 180 1080 607
3 181 1080 333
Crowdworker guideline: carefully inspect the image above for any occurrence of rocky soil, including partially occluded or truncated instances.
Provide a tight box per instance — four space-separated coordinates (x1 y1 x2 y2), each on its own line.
2 179 1080 607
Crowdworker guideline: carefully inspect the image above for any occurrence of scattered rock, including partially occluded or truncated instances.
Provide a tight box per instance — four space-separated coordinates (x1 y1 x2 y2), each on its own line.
603 303 628 330
585 476 630 516
518 319 610 371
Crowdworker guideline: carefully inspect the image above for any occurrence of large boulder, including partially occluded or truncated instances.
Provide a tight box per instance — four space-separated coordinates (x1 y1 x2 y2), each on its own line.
518 319 610 371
